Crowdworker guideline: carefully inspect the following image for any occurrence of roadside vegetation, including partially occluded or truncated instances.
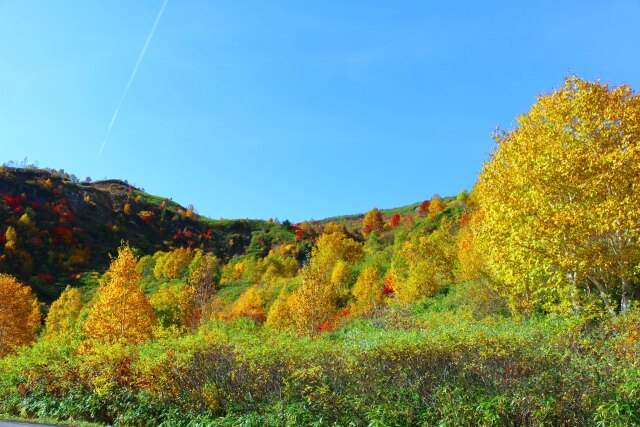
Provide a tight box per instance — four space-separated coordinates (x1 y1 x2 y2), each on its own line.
0 77 638 426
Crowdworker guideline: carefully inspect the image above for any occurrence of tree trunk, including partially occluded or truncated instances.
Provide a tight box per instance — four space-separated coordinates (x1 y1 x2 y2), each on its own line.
620 278 630 313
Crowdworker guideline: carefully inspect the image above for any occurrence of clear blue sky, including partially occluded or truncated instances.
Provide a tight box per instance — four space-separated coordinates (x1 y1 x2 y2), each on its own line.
1 1 639 222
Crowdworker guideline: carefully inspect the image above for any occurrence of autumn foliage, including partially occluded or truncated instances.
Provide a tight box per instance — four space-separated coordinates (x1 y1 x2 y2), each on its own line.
474 77 640 314
84 244 156 344
0 274 40 356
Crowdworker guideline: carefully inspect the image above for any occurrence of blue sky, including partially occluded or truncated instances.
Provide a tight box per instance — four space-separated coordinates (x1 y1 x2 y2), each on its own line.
1 1 639 222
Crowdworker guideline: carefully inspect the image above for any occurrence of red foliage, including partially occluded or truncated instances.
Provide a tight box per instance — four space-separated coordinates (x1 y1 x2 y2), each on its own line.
318 320 333 334
419 200 430 216
37 273 54 283
336 307 351 318
383 275 395 294
54 226 73 243
3 195 24 210
52 200 75 224
460 213 471 225
31 202 42 209
295 229 304 240
390 213 401 227
0 233 6 244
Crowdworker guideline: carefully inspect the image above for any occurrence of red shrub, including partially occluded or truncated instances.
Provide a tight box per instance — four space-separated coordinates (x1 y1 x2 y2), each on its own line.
419 200 430 216
390 213 401 228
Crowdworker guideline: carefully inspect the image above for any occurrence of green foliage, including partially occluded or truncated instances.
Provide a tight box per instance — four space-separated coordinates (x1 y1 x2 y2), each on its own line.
1 307 639 426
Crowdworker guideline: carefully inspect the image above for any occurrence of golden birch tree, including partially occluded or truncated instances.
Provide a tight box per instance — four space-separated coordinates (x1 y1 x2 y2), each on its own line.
84 244 156 344
0 274 40 356
475 77 640 313
45 286 83 338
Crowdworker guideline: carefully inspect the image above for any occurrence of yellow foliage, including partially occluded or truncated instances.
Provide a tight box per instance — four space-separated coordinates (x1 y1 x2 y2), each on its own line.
0 274 40 356
362 208 385 237
187 251 221 326
331 261 351 287
392 220 457 304
229 286 265 323
313 231 364 273
428 195 445 218
18 212 32 227
288 262 336 335
123 203 132 215
323 221 347 235
474 77 640 313
352 266 383 314
265 289 294 330
456 212 488 283
150 282 193 328
45 286 83 338
153 247 195 281
84 244 156 344
4 226 17 247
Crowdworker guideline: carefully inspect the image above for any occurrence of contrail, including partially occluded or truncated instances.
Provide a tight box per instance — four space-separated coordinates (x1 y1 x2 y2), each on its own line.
99 0 169 156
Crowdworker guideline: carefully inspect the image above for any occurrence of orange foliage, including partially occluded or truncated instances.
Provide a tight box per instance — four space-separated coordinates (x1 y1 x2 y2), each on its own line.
84 244 156 344
0 274 40 356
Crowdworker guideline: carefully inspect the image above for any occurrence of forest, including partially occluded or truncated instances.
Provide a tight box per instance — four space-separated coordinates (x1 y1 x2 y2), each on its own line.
0 77 639 426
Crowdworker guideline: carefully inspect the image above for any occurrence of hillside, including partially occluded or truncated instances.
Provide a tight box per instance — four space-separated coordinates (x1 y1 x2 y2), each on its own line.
0 166 269 302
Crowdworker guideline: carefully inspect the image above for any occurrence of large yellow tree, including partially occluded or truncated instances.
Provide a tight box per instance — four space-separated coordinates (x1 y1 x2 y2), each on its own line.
0 274 40 356
475 77 640 313
84 244 156 344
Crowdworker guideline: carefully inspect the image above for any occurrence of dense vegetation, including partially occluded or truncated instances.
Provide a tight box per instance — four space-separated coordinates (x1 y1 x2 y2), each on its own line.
0 77 639 426
0 167 269 302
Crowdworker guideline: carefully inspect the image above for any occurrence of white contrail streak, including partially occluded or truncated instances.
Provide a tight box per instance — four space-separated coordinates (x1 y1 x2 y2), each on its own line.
99 0 169 156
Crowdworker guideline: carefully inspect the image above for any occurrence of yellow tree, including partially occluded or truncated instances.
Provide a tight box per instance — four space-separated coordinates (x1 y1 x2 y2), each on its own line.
312 231 364 273
0 274 40 356
4 226 17 247
229 286 266 324
392 219 458 304
352 266 383 314
428 195 445 218
150 282 193 328
323 221 347 235
265 288 294 330
475 77 640 313
45 286 83 338
84 244 156 344
153 247 195 281
288 262 336 335
188 251 220 325
362 208 385 237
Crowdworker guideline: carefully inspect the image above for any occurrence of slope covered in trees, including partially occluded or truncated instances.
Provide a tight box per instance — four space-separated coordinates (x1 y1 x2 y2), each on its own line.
0 77 639 426
0 167 270 302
